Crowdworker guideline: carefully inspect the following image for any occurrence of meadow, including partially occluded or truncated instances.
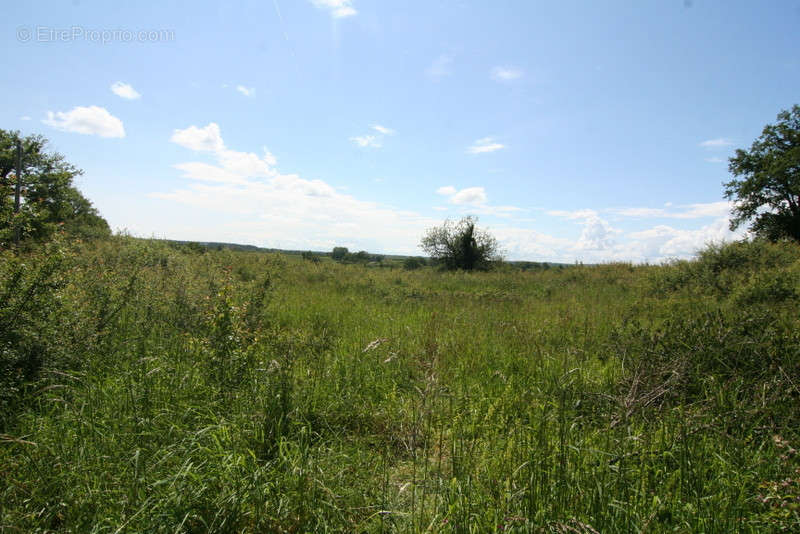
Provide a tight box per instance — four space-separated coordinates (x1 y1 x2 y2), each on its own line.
1 236 799 533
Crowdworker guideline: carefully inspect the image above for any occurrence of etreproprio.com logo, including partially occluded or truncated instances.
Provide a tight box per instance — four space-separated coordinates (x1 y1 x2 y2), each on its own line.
17 26 175 44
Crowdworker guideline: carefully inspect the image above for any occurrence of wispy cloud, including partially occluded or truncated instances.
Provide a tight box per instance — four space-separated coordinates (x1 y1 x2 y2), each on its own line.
490 66 523 82
311 0 357 18
350 124 394 148
236 85 256 97
372 124 395 135
426 53 453 80
546 209 599 220
111 81 141 100
699 138 733 148
609 201 732 220
43 105 125 138
705 157 725 163
350 134 382 148
467 137 505 154
19 116 31 121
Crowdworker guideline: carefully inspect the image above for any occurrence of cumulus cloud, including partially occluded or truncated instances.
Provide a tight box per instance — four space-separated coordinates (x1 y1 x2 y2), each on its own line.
43 106 125 138
490 66 523 82
435 185 520 216
437 185 486 205
574 215 620 251
155 122 442 254
155 124 746 262
236 85 255 97
467 137 505 154
111 82 141 100
699 138 733 148
311 0 357 18
628 217 745 259
452 187 487 205
171 123 225 153
170 123 276 181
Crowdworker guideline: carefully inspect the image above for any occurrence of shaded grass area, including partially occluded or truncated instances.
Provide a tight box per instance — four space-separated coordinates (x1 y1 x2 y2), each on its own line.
1 236 799 532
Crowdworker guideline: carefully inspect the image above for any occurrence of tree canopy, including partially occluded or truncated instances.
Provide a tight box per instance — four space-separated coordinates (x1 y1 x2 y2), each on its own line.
420 216 502 271
724 105 800 241
0 129 109 247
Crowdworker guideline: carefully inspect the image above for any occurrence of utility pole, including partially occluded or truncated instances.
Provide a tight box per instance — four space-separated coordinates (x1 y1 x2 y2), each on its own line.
13 138 22 245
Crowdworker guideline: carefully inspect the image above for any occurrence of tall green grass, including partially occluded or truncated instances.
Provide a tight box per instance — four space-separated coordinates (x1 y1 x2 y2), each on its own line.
1 237 798 532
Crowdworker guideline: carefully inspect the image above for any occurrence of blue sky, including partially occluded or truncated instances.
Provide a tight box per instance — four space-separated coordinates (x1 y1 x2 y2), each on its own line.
3 1 799 261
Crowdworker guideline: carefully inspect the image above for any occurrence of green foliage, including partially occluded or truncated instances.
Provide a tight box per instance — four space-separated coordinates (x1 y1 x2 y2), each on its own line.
301 250 320 263
725 105 800 241
648 239 800 304
1 238 799 531
403 256 426 270
0 129 110 247
331 246 348 260
420 215 503 270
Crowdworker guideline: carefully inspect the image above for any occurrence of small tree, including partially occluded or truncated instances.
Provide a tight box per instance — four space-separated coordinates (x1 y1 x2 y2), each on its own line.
724 105 800 241
1 129 109 246
331 246 348 261
420 216 502 270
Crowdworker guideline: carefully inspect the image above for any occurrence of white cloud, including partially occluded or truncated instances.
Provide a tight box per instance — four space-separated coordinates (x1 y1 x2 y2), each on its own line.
154 124 745 262
170 123 276 182
155 123 442 255
546 209 599 220
311 0 357 18
111 81 141 100
467 137 505 154
574 215 620 251
491 66 523 82
427 54 453 80
705 157 725 163
173 162 249 185
435 185 520 216
437 185 486 205
609 201 732 220
628 217 745 259
372 124 394 135
699 138 733 148
351 124 394 148
350 134 382 148
20 115 31 121
43 106 125 138
451 187 488 205
612 207 668 217
236 85 255 97
171 123 225 152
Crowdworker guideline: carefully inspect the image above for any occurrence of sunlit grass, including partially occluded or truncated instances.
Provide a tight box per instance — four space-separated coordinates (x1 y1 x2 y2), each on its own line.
1 236 798 532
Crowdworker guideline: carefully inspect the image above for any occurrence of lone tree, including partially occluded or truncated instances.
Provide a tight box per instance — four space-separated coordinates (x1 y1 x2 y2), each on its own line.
724 105 800 242
1 129 109 246
420 215 502 270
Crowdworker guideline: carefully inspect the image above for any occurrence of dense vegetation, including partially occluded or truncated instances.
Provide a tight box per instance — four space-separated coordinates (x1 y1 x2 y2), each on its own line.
0 130 110 247
2 235 799 532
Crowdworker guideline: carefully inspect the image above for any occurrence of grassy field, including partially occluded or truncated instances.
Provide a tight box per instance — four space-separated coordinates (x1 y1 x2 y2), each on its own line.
1 236 799 532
